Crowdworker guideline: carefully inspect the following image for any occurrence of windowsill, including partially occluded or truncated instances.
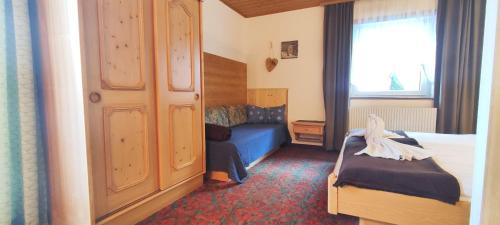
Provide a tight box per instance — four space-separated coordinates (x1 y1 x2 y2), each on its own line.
350 96 434 100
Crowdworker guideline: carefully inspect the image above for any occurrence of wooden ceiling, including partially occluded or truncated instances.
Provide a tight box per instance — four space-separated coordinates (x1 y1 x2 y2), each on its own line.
220 0 352 18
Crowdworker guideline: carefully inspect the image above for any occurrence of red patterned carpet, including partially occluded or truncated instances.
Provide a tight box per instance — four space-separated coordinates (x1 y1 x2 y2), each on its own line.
138 145 358 225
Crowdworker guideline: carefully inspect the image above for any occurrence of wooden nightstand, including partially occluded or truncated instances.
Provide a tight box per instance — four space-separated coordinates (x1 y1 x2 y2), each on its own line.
292 120 325 144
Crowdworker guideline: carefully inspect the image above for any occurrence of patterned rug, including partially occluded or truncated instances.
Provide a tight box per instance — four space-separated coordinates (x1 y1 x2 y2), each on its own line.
138 145 359 225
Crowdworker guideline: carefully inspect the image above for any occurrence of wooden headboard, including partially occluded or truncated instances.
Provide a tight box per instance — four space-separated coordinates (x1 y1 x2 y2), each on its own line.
247 88 288 108
203 53 288 122
204 52 247 107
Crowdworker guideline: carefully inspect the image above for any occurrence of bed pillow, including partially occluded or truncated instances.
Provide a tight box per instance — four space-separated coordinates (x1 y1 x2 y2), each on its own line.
267 105 286 124
246 105 268 124
226 105 247 127
205 106 230 127
205 124 232 141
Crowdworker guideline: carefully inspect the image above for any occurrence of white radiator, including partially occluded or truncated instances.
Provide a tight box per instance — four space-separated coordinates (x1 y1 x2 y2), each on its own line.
349 107 437 133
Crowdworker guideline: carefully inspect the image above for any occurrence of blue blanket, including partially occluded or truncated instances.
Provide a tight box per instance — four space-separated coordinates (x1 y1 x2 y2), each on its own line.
206 123 290 183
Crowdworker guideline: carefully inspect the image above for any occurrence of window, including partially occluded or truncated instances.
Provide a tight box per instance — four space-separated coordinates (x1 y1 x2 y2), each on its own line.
350 0 437 98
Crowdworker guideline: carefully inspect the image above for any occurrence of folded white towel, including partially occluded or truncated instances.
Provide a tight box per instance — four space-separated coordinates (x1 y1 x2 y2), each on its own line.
354 114 432 161
349 128 403 138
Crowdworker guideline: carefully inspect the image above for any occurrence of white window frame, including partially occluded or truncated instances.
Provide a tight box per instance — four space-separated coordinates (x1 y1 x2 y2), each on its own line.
350 0 437 99
350 77 434 99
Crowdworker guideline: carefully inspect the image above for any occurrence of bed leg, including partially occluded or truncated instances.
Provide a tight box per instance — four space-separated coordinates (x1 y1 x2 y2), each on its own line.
208 171 230 182
359 218 394 225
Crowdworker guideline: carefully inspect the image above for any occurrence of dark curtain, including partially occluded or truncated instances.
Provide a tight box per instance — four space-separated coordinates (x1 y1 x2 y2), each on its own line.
323 2 353 151
434 0 486 134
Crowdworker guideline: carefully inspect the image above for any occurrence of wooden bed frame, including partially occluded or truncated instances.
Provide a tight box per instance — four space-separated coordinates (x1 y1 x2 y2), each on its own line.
328 173 471 225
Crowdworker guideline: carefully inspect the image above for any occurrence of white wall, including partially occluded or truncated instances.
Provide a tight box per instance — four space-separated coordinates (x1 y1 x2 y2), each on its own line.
245 7 326 144
202 0 247 63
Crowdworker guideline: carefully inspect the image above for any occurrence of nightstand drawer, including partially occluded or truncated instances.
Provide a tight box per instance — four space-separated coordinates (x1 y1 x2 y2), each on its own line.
293 125 322 135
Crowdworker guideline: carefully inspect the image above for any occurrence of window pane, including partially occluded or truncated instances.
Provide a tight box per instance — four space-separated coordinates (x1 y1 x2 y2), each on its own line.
350 16 436 97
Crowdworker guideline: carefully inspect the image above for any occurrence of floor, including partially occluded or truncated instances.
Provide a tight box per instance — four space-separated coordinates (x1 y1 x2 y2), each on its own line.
138 145 358 225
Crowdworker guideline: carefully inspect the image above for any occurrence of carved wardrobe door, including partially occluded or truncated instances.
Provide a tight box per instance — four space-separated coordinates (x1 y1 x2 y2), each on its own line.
155 0 204 189
82 0 159 218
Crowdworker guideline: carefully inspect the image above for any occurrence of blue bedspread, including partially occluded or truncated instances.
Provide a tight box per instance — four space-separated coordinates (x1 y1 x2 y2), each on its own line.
206 123 290 183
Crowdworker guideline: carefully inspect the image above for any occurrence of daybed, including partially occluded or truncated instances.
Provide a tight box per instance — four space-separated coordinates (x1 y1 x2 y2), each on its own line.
207 123 289 183
205 88 290 183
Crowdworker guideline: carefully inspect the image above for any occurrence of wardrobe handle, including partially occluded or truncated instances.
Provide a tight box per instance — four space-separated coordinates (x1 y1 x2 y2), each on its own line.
194 93 200 100
89 92 102 103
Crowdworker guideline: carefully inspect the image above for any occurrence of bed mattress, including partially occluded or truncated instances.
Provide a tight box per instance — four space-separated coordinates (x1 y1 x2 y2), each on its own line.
406 132 476 200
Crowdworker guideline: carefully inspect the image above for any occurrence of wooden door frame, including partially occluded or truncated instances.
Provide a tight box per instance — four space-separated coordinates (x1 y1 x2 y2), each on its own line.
37 0 95 224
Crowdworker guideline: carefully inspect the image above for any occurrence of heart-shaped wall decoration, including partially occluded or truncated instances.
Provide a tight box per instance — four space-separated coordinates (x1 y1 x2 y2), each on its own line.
265 57 279 72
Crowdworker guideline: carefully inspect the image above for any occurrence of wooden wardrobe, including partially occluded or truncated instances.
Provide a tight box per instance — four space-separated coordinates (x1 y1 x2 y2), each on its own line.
78 0 204 224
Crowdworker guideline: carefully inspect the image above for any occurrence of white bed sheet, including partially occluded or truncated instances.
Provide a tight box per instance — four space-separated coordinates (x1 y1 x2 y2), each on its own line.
406 132 476 201
333 132 476 201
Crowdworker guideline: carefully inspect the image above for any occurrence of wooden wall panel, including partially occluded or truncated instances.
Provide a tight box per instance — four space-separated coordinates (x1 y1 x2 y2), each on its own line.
247 88 288 108
247 88 288 123
204 52 247 107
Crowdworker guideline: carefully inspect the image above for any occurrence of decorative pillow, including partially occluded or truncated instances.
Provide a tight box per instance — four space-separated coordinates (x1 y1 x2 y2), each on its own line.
205 124 232 141
205 106 230 127
226 105 247 127
267 105 286 124
246 105 268 124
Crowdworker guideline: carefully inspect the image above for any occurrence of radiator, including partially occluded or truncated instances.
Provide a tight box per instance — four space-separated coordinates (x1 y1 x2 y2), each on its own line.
349 107 437 133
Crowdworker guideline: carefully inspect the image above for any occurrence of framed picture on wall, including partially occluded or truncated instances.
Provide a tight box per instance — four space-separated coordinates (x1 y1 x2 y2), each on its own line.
281 40 298 59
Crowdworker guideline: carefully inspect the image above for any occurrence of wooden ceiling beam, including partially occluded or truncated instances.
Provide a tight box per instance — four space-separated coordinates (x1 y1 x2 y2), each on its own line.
219 0 355 18
320 0 354 6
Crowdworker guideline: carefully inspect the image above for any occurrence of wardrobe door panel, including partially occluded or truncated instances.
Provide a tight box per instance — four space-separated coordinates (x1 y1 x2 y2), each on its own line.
99 0 146 90
169 105 197 170
82 0 159 219
155 0 204 190
167 2 195 91
103 106 149 192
